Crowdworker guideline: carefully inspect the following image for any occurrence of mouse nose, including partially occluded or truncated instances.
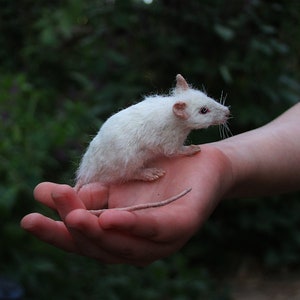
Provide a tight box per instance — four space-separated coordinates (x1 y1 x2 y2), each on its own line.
225 107 231 118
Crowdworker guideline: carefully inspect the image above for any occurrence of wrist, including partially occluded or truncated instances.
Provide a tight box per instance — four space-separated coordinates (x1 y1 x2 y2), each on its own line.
198 144 236 200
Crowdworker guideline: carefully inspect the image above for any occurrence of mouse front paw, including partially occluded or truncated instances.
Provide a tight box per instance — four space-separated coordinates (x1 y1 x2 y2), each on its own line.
176 145 201 156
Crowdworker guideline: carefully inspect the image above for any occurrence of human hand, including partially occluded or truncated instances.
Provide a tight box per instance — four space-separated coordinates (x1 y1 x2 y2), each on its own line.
21 146 232 265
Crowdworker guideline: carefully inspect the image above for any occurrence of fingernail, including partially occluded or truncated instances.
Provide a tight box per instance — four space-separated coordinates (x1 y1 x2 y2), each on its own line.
51 192 65 201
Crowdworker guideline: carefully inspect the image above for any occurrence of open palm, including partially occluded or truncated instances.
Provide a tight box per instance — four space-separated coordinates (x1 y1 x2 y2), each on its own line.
21 146 232 265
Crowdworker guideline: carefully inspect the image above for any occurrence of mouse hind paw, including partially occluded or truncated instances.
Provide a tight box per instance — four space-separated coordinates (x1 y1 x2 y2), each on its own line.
133 167 166 182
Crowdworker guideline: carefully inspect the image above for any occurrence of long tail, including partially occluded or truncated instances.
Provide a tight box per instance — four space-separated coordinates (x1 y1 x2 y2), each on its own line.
89 187 192 216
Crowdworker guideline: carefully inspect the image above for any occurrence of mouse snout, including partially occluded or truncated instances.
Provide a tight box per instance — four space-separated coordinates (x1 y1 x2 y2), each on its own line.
225 108 230 118
220 107 231 124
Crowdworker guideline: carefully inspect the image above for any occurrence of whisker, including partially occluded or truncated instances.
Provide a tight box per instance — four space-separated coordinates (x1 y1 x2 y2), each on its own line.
219 122 233 140
219 124 225 139
224 123 233 138
222 125 227 139
218 91 232 139
223 94 228 105
220 91 228 106
220 91 224 105
219 125 223 139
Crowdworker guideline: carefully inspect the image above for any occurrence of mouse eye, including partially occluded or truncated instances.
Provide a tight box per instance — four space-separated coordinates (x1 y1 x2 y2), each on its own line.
199 106 209 114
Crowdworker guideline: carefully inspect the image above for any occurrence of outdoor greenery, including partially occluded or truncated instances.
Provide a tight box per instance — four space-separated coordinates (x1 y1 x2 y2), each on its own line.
0 0 300 299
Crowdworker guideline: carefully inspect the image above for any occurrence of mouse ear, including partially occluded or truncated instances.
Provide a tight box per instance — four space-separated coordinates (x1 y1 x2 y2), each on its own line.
175 74 189 92
173 101 189 120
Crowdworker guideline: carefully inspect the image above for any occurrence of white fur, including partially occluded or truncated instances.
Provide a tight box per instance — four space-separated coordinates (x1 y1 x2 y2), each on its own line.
76 75 229 187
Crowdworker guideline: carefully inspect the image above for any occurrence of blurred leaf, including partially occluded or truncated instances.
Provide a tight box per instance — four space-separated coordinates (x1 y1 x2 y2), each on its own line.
0 0 300 299
219 65 233 83
214 24 235 41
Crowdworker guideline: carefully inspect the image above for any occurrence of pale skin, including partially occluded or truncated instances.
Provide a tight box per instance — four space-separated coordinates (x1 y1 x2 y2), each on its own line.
21 103 300 266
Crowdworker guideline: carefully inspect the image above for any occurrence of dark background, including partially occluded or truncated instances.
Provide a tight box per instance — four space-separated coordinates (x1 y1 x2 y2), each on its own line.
0 0 300 299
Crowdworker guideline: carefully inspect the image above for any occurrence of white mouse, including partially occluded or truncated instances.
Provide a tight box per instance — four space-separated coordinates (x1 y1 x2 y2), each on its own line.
75 74 230 213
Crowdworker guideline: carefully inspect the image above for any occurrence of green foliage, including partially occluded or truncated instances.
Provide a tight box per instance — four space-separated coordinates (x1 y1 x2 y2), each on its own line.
0 0 300 299
17 254 230 300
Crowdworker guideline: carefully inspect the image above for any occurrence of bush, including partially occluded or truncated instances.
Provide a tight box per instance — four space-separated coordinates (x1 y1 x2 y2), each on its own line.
0 0 300 299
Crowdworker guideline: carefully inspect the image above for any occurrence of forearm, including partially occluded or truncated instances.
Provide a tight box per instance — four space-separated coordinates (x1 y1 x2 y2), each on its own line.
213 102 300 198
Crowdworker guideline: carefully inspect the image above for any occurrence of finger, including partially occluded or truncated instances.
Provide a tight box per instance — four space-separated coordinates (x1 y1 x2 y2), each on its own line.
99 210 159 238
66 209 115 261
20 213 76 253
84 225 178 265
65 209 102 239
98 203 198 243
33 182 74 210
77 183 109 210
64 209 139 264
51 186 86 220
